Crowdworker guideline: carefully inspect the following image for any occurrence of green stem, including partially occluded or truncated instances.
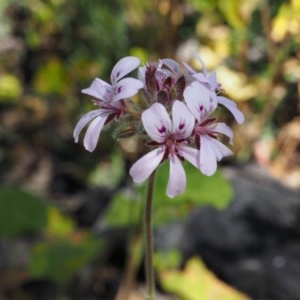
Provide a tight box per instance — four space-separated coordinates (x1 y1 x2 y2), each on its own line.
145 170 156 300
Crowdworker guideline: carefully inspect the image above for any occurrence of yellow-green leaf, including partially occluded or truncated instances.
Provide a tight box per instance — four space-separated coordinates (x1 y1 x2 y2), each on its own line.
160 257 250 300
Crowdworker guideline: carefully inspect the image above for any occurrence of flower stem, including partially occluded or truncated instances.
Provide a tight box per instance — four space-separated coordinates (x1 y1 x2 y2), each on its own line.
144 170 156 300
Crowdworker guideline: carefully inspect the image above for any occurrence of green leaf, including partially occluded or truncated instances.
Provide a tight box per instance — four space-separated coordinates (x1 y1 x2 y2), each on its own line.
105 162 233 228
188 0 218 12
218 0 246 29
33 57 68 95
104 191 142 227
0 74 22 102
153 161 233 208
154 250 182 272
29 236 103 284
160 257 250 300
46 206 75 237
0 186 48 236
88 151 125 188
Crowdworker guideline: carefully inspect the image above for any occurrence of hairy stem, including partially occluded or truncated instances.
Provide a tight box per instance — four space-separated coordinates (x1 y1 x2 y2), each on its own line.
145 170 156 300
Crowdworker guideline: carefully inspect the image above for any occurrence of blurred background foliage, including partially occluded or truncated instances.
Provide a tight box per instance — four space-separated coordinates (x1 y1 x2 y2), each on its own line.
0 0 299 299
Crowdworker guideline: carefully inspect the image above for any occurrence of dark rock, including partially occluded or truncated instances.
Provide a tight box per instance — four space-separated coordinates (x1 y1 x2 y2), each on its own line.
22 279 58 300
73 188 114 228
181 164 300 300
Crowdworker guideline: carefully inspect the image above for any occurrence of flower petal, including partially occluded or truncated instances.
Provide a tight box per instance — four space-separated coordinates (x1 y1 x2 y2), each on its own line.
207 72 219 91
166 154 186 198
198 135 232 176
81 78 112 103
184 82 217 122
110 56 141 85
209 138 233 161
83 113 109 152
142 103 172 143
129 147 165 183
217 96 245 124
172 100 195 139
73 109 104 143
211 122 234 144
182 61 197 76
138 66 146 84
113 78 144 101
161 58 182 79
199 135 218 176
194 53 208 76
192 73 210 84
179 145 199 169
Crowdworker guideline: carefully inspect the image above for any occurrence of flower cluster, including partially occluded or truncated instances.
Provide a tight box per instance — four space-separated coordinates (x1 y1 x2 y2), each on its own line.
74 55 244 197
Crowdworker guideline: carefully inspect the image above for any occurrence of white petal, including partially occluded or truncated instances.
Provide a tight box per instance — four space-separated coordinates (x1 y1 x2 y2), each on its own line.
129 147 165 183
142 103 172 143
113 78 143 101
83 114 109 152
192 73 210 84
138 66 146 84
182 61 197 75
210 138 233 161
81 78 112 103
199 135 218 176
184 82 216 122
194 53 208 75
218 96 245 124
179 145 199 169
166 154 186 198
212 122 234 144
172 100 195 139
110 56 140 85
73 109 104 143
207 72 219 90
161 58 182 79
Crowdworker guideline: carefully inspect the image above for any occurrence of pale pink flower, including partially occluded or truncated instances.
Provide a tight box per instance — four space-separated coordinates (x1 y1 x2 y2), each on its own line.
184 55 220 91
160 58 183 81
184 55 245 124
138 59 185 106
129 101 199 198
183 81 218 120
138 59 182 89
184 82 233 176
73 56 143 152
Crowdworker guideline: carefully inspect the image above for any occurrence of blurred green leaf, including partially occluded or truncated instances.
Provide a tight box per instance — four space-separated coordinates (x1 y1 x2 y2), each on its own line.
88 151 125 188
188 0 218 12
31 1 55 23
0 74 22 102
160 257 250 300
46 206 75 237
34 57 68 95
104 191 142 227
0 186 48 236
105 162 233 228
29 236 102 284
129 47 150 64
154 161 233 209
152 162 233 226
218 0 245 29
154 249 182 272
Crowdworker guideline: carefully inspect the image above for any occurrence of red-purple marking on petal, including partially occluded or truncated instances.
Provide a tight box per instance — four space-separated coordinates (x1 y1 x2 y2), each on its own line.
179 122 185 130
158 125 166 134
